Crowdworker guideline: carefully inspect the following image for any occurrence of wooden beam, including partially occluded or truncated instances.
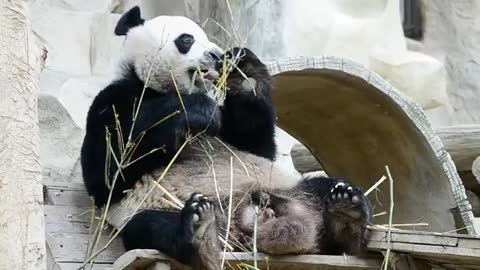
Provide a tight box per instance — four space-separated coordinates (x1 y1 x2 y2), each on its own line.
113 229 480 270
472 156 480 184
291 125 480 173
438 125 480 172
113 250 383 270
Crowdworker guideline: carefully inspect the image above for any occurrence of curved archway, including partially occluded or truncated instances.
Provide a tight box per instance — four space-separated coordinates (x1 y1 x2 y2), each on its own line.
268 56 475 234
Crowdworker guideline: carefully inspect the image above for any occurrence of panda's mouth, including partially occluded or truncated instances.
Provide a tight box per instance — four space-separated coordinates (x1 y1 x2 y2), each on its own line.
188 66 219 82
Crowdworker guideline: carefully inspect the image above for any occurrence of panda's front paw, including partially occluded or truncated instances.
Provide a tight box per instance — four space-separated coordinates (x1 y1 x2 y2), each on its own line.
181 192 217 238
326 181 371 221
218 47 270 96
184 94 221 135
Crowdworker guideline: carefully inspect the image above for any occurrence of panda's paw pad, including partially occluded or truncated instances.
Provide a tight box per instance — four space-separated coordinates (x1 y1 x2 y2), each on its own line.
328 182 369 219
329 182 357 202
185 193 215 224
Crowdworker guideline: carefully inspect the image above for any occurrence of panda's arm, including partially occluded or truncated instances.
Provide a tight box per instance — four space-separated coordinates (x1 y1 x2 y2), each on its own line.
220 48 277 160
130 92 222 158
81 83 220 207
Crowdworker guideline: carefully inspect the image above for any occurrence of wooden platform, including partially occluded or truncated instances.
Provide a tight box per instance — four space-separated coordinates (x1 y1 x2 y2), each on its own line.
44 181 125 270
114 250 383 270
44 180 480 270
112 229 480 270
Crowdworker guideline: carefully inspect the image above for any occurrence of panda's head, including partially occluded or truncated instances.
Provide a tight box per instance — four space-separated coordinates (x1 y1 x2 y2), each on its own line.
115 6 223 94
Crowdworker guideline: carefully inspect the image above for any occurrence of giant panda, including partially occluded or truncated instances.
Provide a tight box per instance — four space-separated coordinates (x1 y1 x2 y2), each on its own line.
80 5 373 270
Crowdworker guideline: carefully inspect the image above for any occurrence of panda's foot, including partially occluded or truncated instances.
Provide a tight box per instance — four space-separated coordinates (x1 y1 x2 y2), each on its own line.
219 47 268 95
326 181 370 221
181 192 222 270
181 193 217 238
324 181 371 255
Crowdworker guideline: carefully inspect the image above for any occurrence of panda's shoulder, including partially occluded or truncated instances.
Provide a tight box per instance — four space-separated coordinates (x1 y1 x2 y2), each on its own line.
89 67 145 109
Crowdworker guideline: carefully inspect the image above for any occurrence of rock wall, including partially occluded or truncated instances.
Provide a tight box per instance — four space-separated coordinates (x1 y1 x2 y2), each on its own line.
416 1 480 126
31 0 126 185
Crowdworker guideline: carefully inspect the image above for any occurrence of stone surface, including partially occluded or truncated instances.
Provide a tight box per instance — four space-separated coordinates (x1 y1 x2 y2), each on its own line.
90 13 124 76
30 3 95 76
186 0 448 111
370 48 448 109
30 0 120 12
418 0 480 125
113 0 185 18
56 76 112 128
39 93 85 185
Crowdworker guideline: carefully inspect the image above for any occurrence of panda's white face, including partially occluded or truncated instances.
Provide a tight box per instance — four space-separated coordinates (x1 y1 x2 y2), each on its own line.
119 12 223 94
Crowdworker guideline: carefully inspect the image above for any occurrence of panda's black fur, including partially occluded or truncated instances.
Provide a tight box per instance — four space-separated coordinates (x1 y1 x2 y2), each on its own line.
81 63 223 207
81 6 372 270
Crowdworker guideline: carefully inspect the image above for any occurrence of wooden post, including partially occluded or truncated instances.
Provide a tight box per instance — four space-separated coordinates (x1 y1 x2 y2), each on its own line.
0 0 47 269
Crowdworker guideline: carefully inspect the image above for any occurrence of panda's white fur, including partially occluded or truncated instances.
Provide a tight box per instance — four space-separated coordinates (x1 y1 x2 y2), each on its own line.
107 136 302 228
118 15 223 94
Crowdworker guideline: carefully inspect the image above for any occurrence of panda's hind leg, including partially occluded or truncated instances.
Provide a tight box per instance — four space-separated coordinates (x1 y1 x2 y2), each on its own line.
238 190 319 255
323 181 372 255
182 193 222 270
122 193 222 270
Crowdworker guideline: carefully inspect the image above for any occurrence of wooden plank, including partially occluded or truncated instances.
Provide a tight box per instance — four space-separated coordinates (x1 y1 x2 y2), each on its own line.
458 238 480 250
390 254 431 270
57 262 113 270
369 227 480 240
44 205 93 224
368 230 458 247
47 241 63 270
47 232 125 264
114 249 383 270
46 221 94 234
43 180 88 191
113 250 182 270
437 125 480 172
368 241 480 262
291 143 323 173
441 264 480 270
45 186 92 207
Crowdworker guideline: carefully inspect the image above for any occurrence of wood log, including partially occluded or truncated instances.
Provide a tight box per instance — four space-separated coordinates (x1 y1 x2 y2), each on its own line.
291 125 480 173
466 190 480 217
472 156 480 184
437 125 480 172
0 1 47 269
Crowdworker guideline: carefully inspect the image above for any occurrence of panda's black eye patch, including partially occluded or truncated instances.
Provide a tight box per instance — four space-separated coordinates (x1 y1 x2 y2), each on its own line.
174 34 195 54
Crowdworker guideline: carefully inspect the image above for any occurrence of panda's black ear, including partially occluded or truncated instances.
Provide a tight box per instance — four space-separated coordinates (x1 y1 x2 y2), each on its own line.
114 6 145 36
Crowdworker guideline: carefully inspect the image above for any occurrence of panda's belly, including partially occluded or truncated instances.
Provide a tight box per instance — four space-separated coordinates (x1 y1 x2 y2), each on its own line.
107 137 301 228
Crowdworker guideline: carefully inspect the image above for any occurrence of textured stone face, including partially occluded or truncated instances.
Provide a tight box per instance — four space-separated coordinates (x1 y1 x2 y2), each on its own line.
186 0 449 111
30 0 124 186
417 1 480 126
